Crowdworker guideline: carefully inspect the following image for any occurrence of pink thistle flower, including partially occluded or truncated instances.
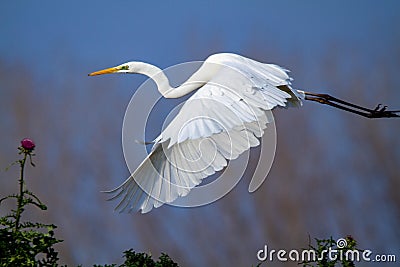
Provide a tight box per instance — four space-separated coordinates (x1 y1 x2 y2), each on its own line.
21 138 35 151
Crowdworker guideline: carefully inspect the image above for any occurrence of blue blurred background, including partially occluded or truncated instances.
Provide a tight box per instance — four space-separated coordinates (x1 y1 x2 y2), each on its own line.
1 1 399 266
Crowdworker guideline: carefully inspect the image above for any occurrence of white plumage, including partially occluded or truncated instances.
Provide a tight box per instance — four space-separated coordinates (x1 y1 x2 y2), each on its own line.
89 53 303 213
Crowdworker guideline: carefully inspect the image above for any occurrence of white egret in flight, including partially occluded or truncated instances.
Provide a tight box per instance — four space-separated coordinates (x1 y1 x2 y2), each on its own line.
89 53 399 213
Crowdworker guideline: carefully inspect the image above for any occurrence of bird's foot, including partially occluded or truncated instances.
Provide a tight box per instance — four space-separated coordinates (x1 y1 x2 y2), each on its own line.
373 104 387 112
370 104 399 118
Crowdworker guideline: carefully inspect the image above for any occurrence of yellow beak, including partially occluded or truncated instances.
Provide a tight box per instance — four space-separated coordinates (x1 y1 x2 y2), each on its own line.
88 67 119 76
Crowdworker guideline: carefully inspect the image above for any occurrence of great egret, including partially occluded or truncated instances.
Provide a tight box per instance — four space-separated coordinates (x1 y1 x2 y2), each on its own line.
89 53 399 213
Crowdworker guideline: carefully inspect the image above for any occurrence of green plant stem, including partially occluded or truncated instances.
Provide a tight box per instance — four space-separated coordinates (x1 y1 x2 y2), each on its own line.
14 152 27 232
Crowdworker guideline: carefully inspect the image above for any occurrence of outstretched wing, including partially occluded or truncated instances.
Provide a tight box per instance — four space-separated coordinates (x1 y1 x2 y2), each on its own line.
107 54 302 213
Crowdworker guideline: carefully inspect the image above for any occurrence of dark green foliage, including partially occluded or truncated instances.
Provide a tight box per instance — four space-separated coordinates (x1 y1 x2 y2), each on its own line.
121 250 155 267
155 253 179 267
302 236 359 267
0 222 60 266
0 145 62 266
93 250 179 267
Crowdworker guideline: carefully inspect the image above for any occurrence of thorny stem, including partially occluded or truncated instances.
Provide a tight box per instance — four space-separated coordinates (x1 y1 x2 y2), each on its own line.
14 152 27 232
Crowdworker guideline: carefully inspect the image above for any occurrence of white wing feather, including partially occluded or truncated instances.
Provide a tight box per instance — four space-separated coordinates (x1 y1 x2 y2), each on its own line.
107 53 302 213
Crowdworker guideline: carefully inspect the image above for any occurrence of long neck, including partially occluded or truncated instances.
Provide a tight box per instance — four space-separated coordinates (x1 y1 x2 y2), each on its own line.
135 62 209 98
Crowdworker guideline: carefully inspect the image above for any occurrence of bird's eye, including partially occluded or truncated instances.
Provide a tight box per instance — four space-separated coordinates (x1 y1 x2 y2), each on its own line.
120 65 129 70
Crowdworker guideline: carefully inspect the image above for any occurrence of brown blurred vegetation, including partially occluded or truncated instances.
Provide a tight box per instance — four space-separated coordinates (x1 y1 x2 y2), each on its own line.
0 43 399 266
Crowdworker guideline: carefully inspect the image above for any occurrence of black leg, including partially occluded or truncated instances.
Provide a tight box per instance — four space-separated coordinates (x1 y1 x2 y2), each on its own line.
303 92 400 119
